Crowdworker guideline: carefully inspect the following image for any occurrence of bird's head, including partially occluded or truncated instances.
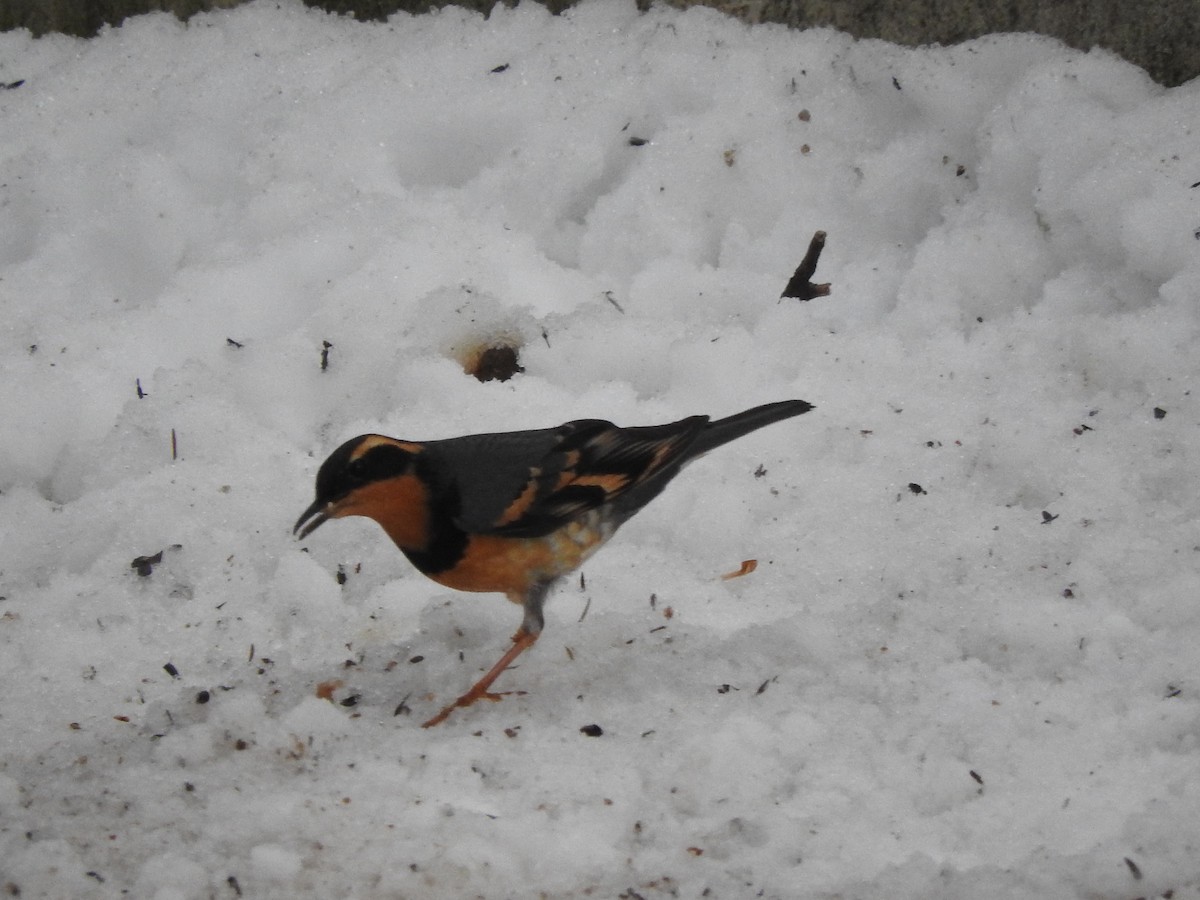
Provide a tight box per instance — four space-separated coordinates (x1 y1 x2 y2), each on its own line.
294 435 428 545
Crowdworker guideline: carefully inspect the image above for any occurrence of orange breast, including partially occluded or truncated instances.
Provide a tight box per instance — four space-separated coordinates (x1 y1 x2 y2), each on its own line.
428 513 615 601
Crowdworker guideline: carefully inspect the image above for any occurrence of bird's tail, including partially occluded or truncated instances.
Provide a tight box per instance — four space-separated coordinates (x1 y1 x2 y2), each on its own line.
690 399 814 458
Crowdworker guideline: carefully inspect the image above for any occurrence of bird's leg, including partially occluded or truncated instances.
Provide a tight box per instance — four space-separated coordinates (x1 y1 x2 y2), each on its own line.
421 582 551 728
419 629 538 727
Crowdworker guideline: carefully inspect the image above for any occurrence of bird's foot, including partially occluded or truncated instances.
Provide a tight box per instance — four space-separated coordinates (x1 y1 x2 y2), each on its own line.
421 629 539 728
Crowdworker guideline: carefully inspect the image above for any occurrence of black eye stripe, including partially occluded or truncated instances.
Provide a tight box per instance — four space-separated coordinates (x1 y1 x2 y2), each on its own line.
314 439 418 504
354 445 413 480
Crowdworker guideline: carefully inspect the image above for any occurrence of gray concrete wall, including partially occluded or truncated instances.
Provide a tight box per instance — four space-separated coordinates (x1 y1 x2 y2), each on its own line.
731 0 1198 88
1 0 1196 87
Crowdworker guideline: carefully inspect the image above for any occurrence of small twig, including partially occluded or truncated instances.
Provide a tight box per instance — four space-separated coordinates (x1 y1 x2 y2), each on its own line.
781 231 832 301
603 291 625 314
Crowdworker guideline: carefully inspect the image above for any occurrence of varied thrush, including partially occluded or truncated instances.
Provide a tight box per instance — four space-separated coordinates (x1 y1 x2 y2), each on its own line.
294 399 813 726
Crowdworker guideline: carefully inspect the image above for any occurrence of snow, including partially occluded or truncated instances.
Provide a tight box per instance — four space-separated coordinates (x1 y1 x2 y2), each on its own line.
1 0 1199 896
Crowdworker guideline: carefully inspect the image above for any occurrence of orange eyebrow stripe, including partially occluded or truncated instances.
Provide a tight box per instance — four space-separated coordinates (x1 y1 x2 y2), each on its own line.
349 435 424 461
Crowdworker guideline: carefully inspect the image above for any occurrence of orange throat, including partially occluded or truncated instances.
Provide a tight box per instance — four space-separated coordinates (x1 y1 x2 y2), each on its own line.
332 473 432 552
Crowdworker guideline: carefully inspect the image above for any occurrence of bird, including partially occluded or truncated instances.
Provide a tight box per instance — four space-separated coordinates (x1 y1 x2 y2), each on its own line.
294 399 813 726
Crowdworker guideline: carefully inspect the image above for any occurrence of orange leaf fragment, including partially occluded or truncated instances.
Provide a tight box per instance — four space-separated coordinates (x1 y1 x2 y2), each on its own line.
315 679 343 701
720 559 758 580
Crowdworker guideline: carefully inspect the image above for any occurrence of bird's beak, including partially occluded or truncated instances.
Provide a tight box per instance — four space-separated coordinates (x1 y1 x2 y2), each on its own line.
294 498 332 540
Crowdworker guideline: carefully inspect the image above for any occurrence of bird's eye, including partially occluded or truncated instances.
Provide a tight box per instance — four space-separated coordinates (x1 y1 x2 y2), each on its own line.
342 444 412 486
